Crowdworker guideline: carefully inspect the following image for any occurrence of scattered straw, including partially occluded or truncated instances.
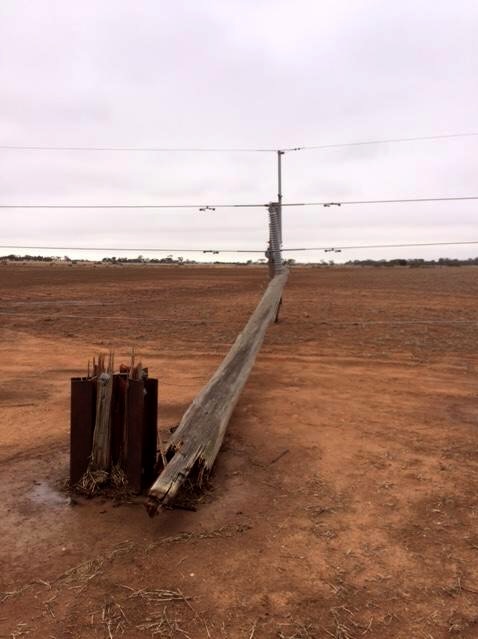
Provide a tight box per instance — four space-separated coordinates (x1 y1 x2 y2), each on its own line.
9 622 30 639
75 468 109 496
101 601 127 639
277 622 315 639
136 606 191 638
145 523 251 552
72 465 135 501
0 585 30 604
1 540 137 608
111 465 128 490
121 586 192 606
56 557 105 592
324 607 359 639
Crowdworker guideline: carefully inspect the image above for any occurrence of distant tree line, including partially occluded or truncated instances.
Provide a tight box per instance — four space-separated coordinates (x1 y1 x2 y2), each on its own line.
1 254 478 267
343 257 478 267
0 254 56 262
101 255 197 264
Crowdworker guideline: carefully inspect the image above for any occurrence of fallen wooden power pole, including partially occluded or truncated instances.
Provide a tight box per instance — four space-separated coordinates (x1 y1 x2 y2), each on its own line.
146 268 288 515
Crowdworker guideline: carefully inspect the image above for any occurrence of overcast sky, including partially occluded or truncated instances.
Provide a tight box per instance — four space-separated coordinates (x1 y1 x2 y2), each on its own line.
0 0 476 262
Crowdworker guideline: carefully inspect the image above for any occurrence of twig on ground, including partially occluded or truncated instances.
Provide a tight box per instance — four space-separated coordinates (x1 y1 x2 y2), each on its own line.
270 449 289 465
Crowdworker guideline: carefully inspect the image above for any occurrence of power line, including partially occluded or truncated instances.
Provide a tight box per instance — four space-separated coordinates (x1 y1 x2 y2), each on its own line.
0 244 266 254
282 196 478 207
281 240 478 252
1 240 477 255
1 195 477 210
283 131 478 152
0 203 261 209
0 144 274 153
1 131 477 153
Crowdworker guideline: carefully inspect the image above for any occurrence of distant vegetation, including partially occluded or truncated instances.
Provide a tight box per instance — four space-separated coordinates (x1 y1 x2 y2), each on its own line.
1 254 478 267
1 254 58 262
343 257 478 267
0 254 196 264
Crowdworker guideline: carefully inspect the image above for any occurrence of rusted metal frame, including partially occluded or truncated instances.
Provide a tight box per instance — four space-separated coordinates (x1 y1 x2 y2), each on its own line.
70 378 96 485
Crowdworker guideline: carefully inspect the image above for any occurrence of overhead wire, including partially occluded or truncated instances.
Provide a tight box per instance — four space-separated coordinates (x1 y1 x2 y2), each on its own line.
0 244 265 254
281 240 478 252
283 131 478 152
1 240 477 254
0 145 275 152
1 195 477 209
281 195 478 207
1 131 477 153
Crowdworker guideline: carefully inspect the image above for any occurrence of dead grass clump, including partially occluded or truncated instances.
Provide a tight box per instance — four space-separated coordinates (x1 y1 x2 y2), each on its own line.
73 465 134 501
111 464 128 489
55 540 135 593
441 575 478 597
56 557 105 591
0 584 30 604
9 622 31 639
325 606 361 639
75 468 109 496
145 523 252 552
1 540 137 608
447 611 478 635
90 601 127 639
122 585 192 606
125 585 194 638
277 621 316 638
136 607 191 638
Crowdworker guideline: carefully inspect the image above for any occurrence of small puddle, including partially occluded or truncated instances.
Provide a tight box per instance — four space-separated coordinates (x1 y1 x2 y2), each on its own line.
30 482 69 507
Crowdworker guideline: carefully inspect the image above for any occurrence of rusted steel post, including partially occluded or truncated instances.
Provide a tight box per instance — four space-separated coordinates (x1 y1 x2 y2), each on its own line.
70 378 96 485
126 379 145 493
143 378 158 488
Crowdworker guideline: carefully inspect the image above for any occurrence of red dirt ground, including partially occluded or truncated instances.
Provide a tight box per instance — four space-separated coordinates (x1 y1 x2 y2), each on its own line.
1 263 478 639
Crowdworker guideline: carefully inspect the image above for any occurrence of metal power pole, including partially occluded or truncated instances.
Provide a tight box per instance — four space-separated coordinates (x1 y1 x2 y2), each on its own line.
268 202 283 277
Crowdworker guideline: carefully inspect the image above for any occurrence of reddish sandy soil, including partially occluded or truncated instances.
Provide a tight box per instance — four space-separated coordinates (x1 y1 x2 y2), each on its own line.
1 263 478 639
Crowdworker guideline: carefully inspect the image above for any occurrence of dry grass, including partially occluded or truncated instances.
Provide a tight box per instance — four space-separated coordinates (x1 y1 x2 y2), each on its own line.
441 574 478 597
277 622 316 639
123 585 194 638
122 585 192 606
136 606 192 638
73 465 133 500
111 465 128 490
325 607 360 639
0 585 30 604
9 622 31 639
1 540 136 608
56 557 105 591
90 601 128 639
75 468 109 496
145 523 251 552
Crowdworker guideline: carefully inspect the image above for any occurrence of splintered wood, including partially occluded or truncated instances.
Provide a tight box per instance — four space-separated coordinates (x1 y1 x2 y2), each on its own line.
146 270 288 516
91 353 114 470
